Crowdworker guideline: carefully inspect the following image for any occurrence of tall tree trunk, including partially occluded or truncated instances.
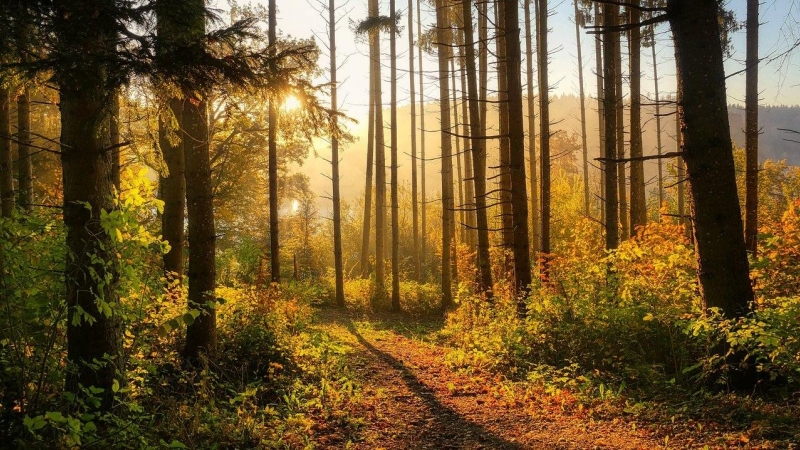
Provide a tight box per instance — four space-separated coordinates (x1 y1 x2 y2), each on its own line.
451 58 466 246
615 23 628 238
330 0 345 308
55 0 121 410
628 0 646 235
17 87 32 212
389 0 401 312
478 0 489 134
268 0 280 283
159 98 186 280
408 0 420 281
360 65 375 278
371 0 387 301
495 0 513 260
594 2 605 225
524 0 539 255
538 0 552 263
676 87 686 233
669 0 754 317
506 0 533 314
603 3 619 250
183 0 216 363
457 29 476 249
651 17 664 208
0 88 12 217
574 0 591 218
461 0 493 299
111 93 121 191
744 0 759 255
417 0 427 278
435 0 454 311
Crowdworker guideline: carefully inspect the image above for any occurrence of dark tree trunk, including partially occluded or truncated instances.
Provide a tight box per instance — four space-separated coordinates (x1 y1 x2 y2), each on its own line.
744 0 759 255
458 39 476 248
111 93 121 191
594 2 605 225
574 0 591 218
17 87 32 212
603 3 619 250
629 0 646 235
330 0 345 308
451 58 466 246
668 0 754 317
159 98 186 280
506 0 533 314
268 0 280 283
0 88 12 217
461 0 493 299
478 0 489 135
55 0 121 411
435 0 454 311
524 0 539 255
538 0 551 262
495 0 513 259
408 0 420 281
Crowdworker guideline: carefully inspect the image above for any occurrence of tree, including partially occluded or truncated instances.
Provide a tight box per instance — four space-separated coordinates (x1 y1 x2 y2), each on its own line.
668 0 754 317
628 0 646 234
649 9 665 208
506 0 533 313
744 0 759 255
0 86 11 217
435 0 454 311
594 2 605 224
495 0 513 259
359 53 375 278
408 0 420 281
538 0 552 264
269 0 280 283
329 0 345 308
602 3 619 250
389 0 400 312
614 12 628 239
417 0 427 278
461 0 493 299
574 0 591 219
17 87 32 212
524 0 539 255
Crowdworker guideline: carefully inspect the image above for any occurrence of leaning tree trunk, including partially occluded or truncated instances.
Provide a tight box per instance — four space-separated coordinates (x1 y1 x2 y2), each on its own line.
524 0 539 255
0 88 12 217
268 0 280 283
629 0 647 235
183 0 216 364
506 0 533 314
55 0 121 411
603 3 619 250
408 0 420 281
435 0 454 312
669 0 754 317
574 0 591 219
330 0 345 308
461 0 493 299
744 0 759 255
17 87 32 212
538 0 552 265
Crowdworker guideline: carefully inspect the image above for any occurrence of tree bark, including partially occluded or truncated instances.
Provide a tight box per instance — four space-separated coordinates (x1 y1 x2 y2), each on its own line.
390 0 401 312
370 0 387 302
614 20 628 238
458 35 476 249
538 0 552 263
451 58 466 246
574 0 591 219
159 98 186 280
744 0 759 255
330 0 345 308
435 0 454 311
651 14 664 209
495 0 513 260
417 0 427 279
408 0 420 281
629 0 646 235
360 62 375 279
0 88 12 217
524 0 539 256
594 2 606 225
268 0 280 283
17 87 32 212
603 3 619 250
111 92 121 191
668 0 754 317
507 0 533 314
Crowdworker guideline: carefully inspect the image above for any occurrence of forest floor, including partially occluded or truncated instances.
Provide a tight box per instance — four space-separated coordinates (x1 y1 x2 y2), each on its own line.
305 308 796 449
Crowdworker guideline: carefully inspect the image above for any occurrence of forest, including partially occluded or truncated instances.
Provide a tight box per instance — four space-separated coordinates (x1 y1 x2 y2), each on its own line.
1 0 800 448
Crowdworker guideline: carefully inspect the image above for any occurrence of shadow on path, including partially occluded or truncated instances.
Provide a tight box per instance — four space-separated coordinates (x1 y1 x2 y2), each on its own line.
342 317 524 449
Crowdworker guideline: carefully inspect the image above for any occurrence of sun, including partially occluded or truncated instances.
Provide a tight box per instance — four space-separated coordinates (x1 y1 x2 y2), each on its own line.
282 94 302 112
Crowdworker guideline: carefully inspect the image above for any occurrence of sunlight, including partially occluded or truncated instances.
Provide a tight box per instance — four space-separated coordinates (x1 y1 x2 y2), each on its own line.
282 94 302 112
291 199 300 212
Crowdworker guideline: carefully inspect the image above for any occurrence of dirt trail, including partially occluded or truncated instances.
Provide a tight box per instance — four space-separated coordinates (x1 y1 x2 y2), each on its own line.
313 309 664 449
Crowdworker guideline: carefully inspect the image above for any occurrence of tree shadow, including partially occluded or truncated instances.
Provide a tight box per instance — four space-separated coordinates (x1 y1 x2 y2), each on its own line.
313 306 445 342
342 318 524 449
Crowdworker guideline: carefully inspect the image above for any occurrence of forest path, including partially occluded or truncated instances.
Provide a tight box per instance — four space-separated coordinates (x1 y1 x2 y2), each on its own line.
311 309 663 449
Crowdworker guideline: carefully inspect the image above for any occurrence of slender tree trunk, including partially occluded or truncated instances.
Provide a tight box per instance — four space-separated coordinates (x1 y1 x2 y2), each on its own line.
574 0 591 218
506 0 533 313
524 0 539 255
615 24 628 238
417 0 427 278
17 87 32 212
360 65 375 278
669 0 754 317
676 87 686 232
451 58 466 246
0 88 12 217
111 93 121 191
495 0 513 260
603 3 619 250
458 34 476 248
651 17 664 209
371 0 387 301
389 0 401 311
744 0 759 255
268 0 280 283
435 0 454 311
461 0 493 299
160 98 186 280
56 0 121 410
594 2 605 224
183 0 216 363
330 0 345 308
628 0 646 235
478 0 489 134
538 0 551 263
408 0 420 281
